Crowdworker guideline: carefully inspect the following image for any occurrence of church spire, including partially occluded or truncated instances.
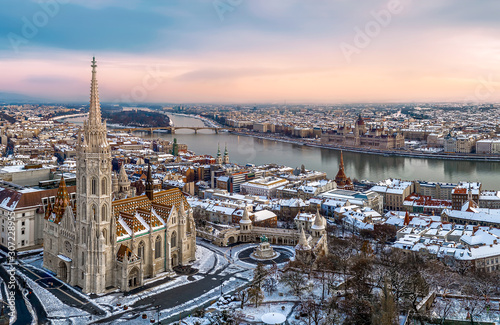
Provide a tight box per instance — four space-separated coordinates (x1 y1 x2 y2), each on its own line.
89 57 102 127
83 57 108 151
51 175 71 224
215 143 223 165
146 162 154 201
404 211 410 226
339 150 344 170
223 143 229 164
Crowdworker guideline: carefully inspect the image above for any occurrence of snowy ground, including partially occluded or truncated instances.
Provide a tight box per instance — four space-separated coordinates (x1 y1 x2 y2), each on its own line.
113 270 253 325
17 241 253 324
198 241 296 271
18 272 91 325
171 264 335 325
429 296 500 323
94 274 205 308
21 254 44 269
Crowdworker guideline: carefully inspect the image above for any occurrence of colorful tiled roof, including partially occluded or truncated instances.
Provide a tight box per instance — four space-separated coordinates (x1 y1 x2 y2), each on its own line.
112 188 190 239
116 244 136 262
47 176 71 224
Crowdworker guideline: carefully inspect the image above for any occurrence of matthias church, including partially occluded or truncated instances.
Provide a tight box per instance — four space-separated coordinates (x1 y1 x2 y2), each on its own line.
43 58 196 293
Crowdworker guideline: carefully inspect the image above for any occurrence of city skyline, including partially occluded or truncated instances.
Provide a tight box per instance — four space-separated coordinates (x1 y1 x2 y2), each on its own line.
1 0 500 104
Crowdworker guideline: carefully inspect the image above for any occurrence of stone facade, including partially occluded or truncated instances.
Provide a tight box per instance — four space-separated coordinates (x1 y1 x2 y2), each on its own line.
321 114 404 149
43 58 196 294
199 207 328 266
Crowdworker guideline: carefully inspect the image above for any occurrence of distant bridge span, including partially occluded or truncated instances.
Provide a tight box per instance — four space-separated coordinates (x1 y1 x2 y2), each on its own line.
51 113 88 121
112 126 237 134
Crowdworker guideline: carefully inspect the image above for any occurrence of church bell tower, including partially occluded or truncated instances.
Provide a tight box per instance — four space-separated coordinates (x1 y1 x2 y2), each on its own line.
74 57 114 294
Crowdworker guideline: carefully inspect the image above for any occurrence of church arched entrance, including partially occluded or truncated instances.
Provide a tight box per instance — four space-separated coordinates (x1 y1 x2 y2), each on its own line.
58 261 68 282
171 253 178 267
128 267 139 289
228 236 235 245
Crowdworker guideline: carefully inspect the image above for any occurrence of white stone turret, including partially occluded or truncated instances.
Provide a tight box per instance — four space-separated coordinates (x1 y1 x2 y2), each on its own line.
239 205 252 233
311 209 326 238
112 172 119 194
296 226 311 251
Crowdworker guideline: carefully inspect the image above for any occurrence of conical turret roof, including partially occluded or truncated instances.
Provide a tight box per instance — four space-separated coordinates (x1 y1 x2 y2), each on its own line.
311 209 325 230
118 164 128 183
296 227 311 250
240 206 252 224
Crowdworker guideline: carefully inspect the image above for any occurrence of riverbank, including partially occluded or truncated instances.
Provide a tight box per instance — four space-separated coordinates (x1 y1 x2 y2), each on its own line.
226 131 500 162
168 113 221 128
169 113 500 162
62 113 500 188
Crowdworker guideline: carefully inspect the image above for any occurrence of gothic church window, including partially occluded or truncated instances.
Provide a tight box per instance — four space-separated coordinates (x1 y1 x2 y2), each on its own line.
171 231 177 248
101 205 107 222
155 236 161 259
101 178 107 195
91 178 97 195
138 241 145 259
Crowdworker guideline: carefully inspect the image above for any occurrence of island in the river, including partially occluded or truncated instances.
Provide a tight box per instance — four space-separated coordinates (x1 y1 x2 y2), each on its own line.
102 110 170 128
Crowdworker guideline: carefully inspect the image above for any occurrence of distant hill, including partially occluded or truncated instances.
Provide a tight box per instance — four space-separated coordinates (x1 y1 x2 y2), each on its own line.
102 110 170 128
0 92 42 103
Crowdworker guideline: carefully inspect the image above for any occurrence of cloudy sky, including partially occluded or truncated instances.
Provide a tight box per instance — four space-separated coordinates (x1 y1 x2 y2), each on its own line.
1 0 500 104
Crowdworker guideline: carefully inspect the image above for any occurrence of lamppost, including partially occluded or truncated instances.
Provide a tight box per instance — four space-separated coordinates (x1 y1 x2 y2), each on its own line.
155 305 160 325
220 279 224 297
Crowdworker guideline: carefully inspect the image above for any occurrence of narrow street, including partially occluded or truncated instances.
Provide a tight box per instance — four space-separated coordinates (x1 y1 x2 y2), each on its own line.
15 261 106 316
0 261 33 325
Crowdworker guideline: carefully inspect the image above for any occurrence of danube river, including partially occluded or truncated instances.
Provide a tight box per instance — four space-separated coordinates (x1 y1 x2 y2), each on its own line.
64 114 500 189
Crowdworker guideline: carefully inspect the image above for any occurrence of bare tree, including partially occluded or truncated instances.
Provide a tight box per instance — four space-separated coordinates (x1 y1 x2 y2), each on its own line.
262 276 279 295
433 297 454 325
315 255 336 302
328 237 356 295
247 286 264 307
281 269 307 298
236 288 250 309
252 263 268 291
460 280 487 325
298 298 324 325
372 279 397 325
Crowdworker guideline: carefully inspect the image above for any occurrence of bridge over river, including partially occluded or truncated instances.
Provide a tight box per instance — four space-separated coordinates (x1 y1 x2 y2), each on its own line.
112 126 236 134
